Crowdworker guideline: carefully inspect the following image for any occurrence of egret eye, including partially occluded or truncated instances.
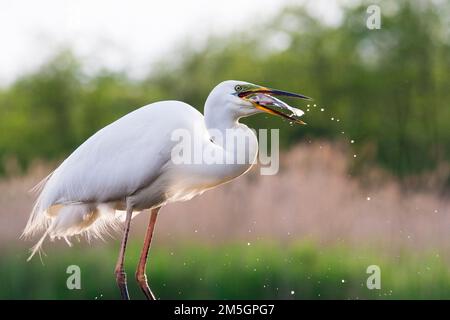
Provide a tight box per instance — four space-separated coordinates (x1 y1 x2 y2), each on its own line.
234 85 243 92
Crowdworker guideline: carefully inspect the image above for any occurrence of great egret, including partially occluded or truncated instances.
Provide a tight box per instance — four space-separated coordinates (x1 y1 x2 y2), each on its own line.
22 80 311 299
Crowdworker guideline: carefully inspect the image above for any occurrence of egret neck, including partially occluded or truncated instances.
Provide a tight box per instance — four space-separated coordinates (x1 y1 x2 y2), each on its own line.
203 96 259 179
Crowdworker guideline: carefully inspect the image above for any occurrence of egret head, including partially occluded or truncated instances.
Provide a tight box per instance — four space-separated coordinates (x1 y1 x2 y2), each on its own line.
206 80 311 125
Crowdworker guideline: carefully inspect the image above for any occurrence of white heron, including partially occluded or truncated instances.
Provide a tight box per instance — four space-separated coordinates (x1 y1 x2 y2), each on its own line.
22 80 311 299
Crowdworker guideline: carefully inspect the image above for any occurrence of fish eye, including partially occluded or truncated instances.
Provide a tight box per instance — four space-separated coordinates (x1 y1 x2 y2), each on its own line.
234 85 243 92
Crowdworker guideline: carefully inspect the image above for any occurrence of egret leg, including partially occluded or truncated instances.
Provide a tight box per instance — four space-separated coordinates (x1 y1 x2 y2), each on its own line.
135 207 160 300
114 207 133 300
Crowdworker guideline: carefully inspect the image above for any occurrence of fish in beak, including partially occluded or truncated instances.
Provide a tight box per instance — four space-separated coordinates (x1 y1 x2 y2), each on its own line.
239 87 312 125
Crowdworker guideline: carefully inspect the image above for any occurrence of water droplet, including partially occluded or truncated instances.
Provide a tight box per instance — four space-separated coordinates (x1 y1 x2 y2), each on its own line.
307 104 310 107
341 279 345 283
367 196 371 201
331 117 334 120
350 140 355 144
336 119 340 122
291 290 295 295
306 108 310 112
247 242 251 246
353 154 357 158
434 209 438 213
341 131 345 134
313 104 317 107
194 229 198 233
320 108 324 112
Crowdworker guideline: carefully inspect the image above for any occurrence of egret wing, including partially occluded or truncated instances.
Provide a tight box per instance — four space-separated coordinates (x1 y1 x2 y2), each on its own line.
37 101 203 209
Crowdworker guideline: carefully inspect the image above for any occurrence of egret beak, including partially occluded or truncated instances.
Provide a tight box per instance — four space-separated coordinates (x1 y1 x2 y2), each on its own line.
239 87 312 125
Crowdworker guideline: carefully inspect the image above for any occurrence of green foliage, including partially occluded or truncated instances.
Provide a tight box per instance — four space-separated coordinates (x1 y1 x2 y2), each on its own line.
1 242 449 299
0 0 449 179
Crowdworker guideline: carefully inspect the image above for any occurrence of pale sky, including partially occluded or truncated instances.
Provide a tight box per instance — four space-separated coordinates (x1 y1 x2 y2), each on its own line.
0 0 343 86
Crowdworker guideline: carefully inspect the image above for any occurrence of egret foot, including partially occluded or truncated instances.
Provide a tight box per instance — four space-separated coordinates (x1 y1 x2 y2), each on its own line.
136 273 156 300
115 270 130 300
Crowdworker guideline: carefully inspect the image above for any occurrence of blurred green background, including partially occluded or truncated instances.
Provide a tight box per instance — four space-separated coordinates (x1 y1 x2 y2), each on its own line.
1 0 450 299
2 242 450 299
